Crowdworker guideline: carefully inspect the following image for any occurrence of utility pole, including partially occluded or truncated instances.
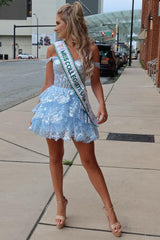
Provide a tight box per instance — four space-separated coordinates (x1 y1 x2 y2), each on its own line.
33 13 39 59
116 20 119 52
13 25 16 59
129 0 134 66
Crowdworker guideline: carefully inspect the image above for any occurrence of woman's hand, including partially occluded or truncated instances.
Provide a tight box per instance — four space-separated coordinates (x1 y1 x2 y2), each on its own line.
97 104 108 124
29 113 35 127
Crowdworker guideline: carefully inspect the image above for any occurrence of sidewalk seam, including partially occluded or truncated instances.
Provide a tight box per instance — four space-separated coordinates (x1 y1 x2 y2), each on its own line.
70 163 160 172
0 92 40 112
0 160 49 164
38 222 160 238
104 83 115 102
0 137 49 158
26 151 78 240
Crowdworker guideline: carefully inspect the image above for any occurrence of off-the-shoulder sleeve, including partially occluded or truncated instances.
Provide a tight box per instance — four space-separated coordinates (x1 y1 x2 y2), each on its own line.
46 57 53 64
92 62 100 68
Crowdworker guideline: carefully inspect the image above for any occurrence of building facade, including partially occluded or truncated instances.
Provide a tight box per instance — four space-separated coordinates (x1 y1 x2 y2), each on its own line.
0 0 103 59
66 0 103 15
140 0 160 87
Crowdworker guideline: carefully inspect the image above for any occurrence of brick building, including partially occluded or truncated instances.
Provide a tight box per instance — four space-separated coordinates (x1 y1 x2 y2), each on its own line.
140 0 160 87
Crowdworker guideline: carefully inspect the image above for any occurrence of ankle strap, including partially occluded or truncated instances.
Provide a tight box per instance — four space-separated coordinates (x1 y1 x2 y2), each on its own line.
104 205 113 210
103 206 114 215
57 196 67 203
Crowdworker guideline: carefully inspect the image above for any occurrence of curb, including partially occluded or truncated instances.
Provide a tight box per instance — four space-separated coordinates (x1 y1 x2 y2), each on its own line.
0 59 45 63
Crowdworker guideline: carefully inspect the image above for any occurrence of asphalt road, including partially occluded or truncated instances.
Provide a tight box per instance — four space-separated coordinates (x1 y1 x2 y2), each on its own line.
0 60 117 111
0 60 46 111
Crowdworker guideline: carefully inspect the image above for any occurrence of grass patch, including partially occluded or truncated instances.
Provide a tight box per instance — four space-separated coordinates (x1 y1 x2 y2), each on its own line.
139 60 145 69
113 66 126 82
63 160 73 166
113 74 120 82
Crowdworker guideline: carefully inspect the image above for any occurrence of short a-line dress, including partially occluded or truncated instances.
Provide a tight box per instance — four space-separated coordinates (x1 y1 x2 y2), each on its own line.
29 52 99 143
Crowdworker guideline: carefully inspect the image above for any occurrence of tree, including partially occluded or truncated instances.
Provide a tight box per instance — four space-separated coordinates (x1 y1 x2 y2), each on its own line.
0 0 14 8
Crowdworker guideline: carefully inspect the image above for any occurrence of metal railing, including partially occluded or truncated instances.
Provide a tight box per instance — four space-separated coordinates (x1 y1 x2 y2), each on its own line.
147 58 158 84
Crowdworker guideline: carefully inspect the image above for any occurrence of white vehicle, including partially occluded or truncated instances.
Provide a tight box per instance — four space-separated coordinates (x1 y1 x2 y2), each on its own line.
17 53 36 59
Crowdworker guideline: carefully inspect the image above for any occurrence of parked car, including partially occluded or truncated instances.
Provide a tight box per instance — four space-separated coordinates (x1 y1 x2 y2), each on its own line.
17 53 36 59
119 52 124 67
96 43 117 77
122 52 128 64
115 52 128 67
114 51 121 69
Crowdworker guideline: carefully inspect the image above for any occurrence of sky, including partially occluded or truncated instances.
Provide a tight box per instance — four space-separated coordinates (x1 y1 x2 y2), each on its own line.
103 0 142 13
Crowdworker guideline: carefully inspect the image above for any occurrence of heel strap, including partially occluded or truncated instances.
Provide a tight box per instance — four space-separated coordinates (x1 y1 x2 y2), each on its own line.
55 215 65 221
103 206 114 216
57 197 67 203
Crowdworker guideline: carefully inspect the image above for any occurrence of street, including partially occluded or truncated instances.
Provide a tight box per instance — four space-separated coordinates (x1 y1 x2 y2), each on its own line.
0 60 46 111
0 60 119 111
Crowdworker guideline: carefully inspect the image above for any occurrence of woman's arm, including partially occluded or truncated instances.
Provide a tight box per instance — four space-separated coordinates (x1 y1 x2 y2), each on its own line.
30 46 55 125
40 45 55 93
36 45 55 105
90 44 108 124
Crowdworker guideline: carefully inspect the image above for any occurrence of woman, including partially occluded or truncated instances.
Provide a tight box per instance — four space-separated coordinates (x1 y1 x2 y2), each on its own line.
29 2 121 237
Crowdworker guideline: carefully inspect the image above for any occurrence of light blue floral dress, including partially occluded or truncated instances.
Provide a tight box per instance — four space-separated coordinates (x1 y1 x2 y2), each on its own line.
29 55 99 143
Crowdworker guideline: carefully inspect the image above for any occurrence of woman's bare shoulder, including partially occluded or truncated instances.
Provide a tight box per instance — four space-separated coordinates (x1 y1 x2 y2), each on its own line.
90 43 99 60
90 43 99 53
46 44 56 58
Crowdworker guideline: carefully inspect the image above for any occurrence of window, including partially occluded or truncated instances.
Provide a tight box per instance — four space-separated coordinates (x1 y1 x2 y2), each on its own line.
27 0 32 17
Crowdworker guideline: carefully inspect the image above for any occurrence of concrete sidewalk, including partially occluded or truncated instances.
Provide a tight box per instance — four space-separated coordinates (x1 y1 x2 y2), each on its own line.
0 60 160 240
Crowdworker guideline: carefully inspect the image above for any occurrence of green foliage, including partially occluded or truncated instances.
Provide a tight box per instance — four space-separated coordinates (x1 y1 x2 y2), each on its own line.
0 0 14 8
63 160 72 166
139 60 145 69
113 74 121 83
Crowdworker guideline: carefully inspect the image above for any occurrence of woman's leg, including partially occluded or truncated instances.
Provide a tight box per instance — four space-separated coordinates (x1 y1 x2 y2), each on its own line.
46 138 67 225
72 139 120 227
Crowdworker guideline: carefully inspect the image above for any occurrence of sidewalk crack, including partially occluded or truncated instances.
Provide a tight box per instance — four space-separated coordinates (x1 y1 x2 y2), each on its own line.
38 222 160 238
0 137 48 158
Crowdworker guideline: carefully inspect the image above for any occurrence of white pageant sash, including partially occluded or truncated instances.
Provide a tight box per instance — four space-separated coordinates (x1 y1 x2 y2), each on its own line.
53 40 98 127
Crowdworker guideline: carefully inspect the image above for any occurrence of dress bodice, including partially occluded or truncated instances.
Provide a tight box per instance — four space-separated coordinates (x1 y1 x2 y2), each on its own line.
51 56 85 89
46 55 100 89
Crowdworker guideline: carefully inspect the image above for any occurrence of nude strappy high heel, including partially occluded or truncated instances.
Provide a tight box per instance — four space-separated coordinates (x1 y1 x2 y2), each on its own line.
55 197 68 229
103 206 121 237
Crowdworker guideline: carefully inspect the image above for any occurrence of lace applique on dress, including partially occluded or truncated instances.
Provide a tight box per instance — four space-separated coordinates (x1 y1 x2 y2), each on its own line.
29 53 99 143
46 57 53 64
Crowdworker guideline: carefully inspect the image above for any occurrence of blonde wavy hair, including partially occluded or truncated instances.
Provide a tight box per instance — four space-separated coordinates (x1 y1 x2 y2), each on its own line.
57 2 94 79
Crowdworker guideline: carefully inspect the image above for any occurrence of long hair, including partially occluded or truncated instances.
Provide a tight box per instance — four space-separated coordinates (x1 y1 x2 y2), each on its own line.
57 2 94 79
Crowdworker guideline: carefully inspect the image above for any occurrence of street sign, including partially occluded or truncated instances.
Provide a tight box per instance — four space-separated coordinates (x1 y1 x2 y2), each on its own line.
104 32 112 35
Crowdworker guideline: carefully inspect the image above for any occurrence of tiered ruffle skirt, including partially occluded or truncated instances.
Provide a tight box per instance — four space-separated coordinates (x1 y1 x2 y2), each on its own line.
29 85 98 143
